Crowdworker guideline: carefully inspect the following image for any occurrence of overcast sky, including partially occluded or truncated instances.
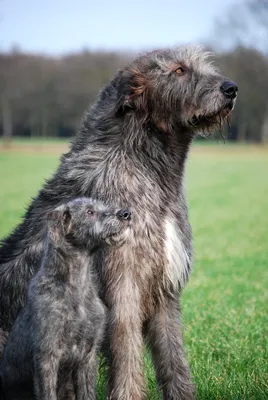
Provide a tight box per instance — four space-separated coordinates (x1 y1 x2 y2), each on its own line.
1 0 236 54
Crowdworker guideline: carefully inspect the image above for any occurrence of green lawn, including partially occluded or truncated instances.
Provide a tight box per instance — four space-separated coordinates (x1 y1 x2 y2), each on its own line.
0 145 267 399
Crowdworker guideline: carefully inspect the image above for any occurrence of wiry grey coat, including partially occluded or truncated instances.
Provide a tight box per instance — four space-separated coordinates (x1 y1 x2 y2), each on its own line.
0 46 237 399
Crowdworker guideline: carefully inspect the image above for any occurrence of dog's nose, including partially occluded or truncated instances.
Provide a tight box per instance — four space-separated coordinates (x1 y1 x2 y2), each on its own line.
220 80 238 99
117 209 131 221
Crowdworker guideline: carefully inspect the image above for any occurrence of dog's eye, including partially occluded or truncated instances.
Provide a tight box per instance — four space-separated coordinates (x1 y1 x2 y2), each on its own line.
175 66 186 75
87 209 94 216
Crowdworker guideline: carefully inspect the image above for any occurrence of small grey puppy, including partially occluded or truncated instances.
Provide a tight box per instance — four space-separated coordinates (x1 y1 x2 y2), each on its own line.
0 197 131 400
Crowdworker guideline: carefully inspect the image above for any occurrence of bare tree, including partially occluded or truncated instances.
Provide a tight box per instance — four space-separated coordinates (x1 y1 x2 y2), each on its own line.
211 0 268 54
209 0 268 143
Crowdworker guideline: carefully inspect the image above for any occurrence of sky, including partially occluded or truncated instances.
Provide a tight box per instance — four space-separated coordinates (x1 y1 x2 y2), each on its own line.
0 0 236 54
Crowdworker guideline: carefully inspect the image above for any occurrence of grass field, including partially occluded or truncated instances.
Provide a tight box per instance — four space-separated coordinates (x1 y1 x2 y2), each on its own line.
0 142 267 399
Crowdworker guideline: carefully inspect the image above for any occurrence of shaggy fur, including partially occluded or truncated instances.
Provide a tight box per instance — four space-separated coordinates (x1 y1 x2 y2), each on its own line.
0 46 237 399
0 198 131 400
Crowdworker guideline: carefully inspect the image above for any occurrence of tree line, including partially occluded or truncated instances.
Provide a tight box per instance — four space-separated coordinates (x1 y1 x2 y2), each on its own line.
1 0 268 143
0 50 131 141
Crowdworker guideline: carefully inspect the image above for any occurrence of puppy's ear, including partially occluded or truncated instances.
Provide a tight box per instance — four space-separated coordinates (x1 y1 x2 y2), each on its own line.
46 210 63 243
62 207 71 232
46 210 62 223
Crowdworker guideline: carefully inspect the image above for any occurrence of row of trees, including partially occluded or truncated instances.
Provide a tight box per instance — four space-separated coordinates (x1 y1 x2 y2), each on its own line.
1 0 268 143
0 50 130 140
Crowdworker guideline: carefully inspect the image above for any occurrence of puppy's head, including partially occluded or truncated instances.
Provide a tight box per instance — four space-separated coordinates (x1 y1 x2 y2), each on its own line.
46 197 131 251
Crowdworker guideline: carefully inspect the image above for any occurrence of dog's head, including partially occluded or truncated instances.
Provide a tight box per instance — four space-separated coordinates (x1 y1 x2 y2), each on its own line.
108 46 237 136
46 198 131 251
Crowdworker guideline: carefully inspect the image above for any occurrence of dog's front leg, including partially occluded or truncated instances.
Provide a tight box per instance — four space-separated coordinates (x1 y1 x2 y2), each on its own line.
107 280 145 400
34 352 59 400
146 296 195 400
73 346 99 400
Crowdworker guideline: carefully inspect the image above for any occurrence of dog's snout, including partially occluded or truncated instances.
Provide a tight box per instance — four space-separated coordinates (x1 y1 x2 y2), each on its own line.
220 80 238 99
117 209 131 221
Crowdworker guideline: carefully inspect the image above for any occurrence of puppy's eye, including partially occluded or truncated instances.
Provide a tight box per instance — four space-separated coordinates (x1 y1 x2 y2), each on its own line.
87 209 94 216
175 66 186 75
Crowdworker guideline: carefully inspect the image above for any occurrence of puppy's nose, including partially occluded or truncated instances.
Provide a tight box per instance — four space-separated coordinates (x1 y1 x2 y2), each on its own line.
220 80 238 99
117 209 131 221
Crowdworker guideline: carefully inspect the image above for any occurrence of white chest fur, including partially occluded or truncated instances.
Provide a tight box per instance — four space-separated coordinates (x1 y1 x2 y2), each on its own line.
164 216 190 290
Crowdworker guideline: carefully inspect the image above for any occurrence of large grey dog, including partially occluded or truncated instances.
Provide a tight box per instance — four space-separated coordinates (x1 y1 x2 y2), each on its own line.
0 198 131 400
0 46 237 399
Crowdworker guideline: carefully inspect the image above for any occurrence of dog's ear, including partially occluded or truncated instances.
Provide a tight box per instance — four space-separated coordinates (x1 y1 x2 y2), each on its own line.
46 210 62 223
127 67 148 110
62 207 71 232
46 209 63 243
46 206 71 242
111 69 148 117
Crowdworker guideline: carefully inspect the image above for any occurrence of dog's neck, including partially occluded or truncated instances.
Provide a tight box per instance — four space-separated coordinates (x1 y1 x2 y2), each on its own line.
40 238 90 285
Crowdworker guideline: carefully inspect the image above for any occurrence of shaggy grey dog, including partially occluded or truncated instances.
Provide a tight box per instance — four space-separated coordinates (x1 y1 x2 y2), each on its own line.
0 46 237 399
0 198 131 400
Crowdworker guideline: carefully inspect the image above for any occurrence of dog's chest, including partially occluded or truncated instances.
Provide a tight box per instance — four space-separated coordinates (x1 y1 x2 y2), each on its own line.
129 172 190 289
97 155 191 295
131 209 190 290
162 215 190 289
60 295 92 356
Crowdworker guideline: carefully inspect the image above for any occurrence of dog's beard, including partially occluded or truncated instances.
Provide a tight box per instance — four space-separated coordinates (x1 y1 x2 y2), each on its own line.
191 102 234 137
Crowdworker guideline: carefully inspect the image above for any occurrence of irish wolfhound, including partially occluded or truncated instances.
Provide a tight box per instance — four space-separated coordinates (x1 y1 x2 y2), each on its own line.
0 198 131 400
0 46 237 399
